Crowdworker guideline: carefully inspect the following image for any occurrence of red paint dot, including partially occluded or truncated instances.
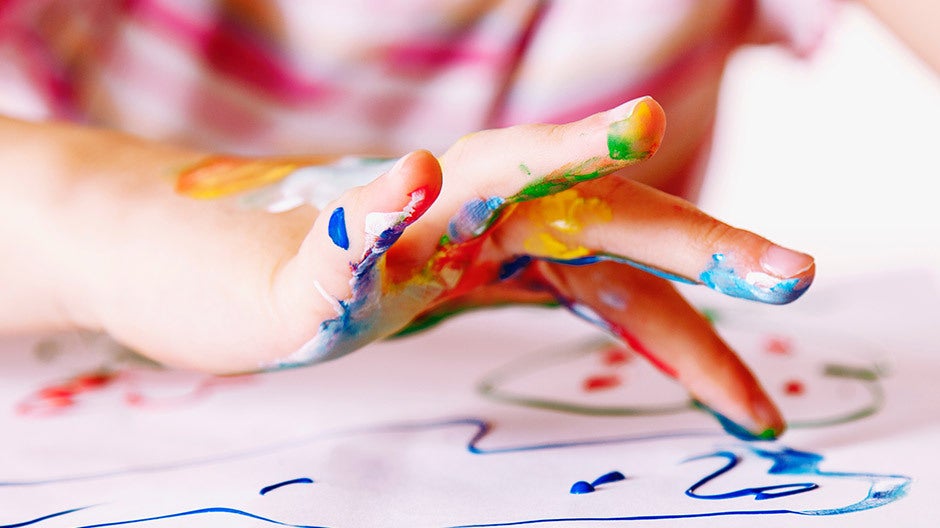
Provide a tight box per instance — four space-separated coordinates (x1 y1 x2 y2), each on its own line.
601 348 632 366
38 386 74 399
783 380 804 396
73 373 114 390
764 336 792 355
583 374 622 392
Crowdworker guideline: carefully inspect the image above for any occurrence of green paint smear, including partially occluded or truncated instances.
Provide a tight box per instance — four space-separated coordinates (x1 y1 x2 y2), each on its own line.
823 363 879 381
508 158 611 203
700 307 720 325
607 120 637 160
474 337 885 431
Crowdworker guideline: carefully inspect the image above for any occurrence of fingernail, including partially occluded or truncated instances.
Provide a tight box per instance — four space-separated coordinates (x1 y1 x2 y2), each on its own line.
606 95 653 121
760 245 814 278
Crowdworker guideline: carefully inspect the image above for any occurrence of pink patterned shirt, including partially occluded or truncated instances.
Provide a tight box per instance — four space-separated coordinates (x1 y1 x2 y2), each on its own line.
0 0 829 195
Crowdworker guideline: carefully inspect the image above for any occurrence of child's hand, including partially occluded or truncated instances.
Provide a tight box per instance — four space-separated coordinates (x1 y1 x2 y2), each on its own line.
165 97 812 438
4 97 812 439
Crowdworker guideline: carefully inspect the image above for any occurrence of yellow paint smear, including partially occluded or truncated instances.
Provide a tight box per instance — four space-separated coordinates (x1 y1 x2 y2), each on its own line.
522 189 612 260
175 156 319 199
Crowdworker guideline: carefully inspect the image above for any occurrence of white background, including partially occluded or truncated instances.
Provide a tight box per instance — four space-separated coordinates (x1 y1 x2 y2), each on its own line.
700 2 940 282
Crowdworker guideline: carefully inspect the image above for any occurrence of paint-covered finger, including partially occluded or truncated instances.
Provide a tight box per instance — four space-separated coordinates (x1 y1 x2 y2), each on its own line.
269 150 443 367
496 179 814 304
538 260 785 440
402 96 666 253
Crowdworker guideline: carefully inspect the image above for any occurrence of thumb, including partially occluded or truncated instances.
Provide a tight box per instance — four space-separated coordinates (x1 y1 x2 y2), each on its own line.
270 150 443 367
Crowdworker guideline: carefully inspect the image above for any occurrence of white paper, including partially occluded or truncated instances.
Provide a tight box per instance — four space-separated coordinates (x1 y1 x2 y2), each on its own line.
2 271 938 527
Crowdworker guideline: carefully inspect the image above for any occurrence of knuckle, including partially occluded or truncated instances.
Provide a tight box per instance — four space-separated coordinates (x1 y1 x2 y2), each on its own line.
694 219 736 252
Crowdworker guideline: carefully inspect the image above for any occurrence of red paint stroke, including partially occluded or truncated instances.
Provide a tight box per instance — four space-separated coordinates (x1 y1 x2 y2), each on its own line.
583 374 622 392
15 368 252 417
607 322 678 379
783 379 804 396
764 336 792 355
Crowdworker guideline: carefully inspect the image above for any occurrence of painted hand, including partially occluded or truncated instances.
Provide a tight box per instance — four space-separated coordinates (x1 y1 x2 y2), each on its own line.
176 96 813 439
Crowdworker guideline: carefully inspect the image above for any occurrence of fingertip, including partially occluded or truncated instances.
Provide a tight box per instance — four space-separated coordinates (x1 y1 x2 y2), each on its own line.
606 96 667 161
389 149 443 218
699 252 815 305
751 396 787 439
693 394 786 442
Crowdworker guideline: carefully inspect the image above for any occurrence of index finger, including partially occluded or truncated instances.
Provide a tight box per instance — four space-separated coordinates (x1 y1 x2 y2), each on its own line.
432 96 666 244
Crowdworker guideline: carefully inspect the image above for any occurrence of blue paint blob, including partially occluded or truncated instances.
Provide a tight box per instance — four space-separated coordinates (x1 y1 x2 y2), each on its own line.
447 196 505 243
692 400 776 441
498 256 532 280
591 471 626 486
259 477 314 496
327 207 350 250
698 253 810 305
569 481 595 494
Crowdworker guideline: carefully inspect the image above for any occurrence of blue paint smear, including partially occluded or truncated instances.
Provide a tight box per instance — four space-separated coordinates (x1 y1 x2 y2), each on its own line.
544 254 696 284
3 417 909 527
447 197 505 243
327 208 349 250
260 477 315 496
498 256 532 281
274 200 419 368
591 471 626 487
569 481 595 494
699 254 810 305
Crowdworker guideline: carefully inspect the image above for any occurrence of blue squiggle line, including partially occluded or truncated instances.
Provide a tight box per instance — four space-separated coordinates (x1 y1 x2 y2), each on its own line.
1 507 89 528
73 507 326 528
0 418 911 527
684 451 818 500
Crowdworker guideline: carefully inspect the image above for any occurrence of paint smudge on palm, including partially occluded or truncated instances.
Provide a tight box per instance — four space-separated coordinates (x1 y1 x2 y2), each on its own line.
271 187 441 368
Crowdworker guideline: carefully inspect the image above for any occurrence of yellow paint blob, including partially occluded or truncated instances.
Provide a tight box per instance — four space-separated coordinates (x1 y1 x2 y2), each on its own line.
522 189 612 260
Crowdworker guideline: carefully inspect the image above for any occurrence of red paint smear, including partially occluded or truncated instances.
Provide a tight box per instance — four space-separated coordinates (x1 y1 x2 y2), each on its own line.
16 370 119 417
583 374 621 392
601 347 632 366
783 379 804 396
15 368 251 417
764 336 792 355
